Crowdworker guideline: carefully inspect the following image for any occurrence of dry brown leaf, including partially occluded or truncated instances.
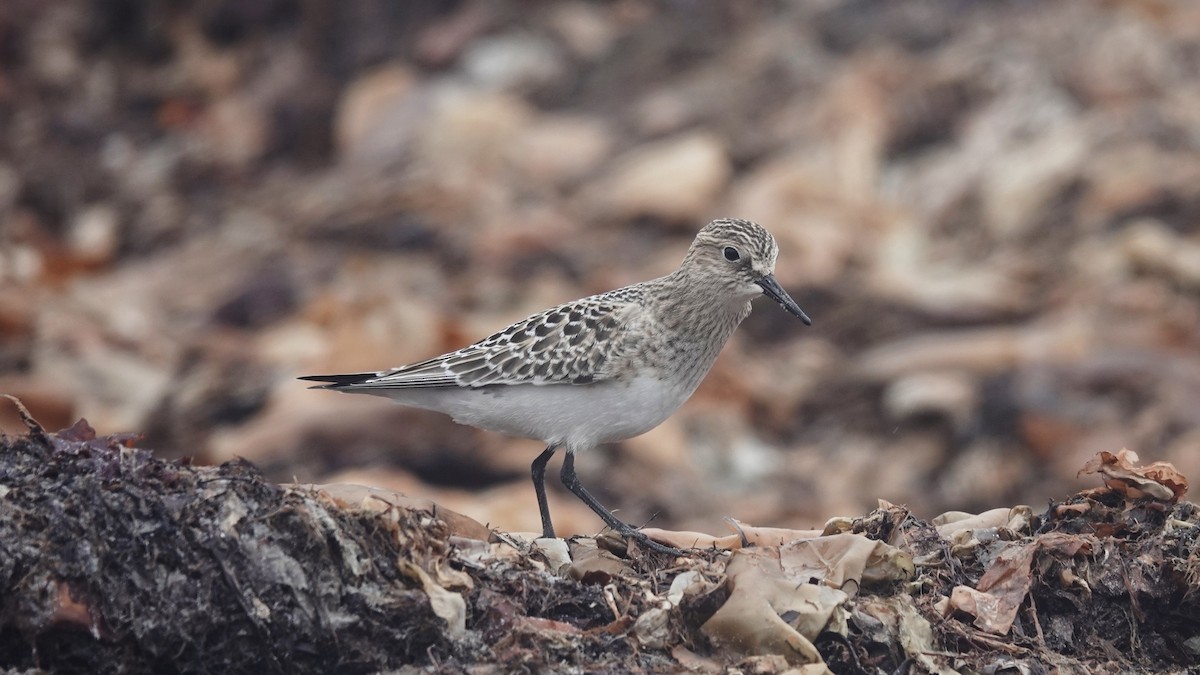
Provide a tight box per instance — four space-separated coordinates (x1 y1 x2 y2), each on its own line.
779 533 915 593
670 645 724 674
640 524 827 550
633 608 671 649
741 525 827 548
50 582 103 637
701 548 840 666
565 539 634 582
856 596 961 675
1077 449 1188 503
529 537 571 572
300 482 493 541
639 527 729 549
933 507 1027 538
1035 531 1095 557
949 542 1036 634
513 615 582 634
949 530 1097 635
399 561 466 637
1054 503 1091 517
700 534 912 667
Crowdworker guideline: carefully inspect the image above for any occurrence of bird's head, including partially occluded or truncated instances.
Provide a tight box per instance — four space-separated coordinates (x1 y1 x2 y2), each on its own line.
683 218 812 325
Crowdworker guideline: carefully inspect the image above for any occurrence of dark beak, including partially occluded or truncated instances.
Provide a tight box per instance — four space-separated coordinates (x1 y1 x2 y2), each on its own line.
755 275 812 325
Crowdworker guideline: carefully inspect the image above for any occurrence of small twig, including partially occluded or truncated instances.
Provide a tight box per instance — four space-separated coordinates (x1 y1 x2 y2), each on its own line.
197 476 261 485
1027 592 1046 649
964 628 1029 655
603 583 622 622
3 395 49 443
489 529 524 551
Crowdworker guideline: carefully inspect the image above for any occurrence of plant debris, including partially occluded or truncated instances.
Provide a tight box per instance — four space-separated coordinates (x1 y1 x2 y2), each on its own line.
2 411 1198 673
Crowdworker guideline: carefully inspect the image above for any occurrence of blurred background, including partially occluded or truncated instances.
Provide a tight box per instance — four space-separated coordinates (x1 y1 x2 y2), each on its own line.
1 0 1199 537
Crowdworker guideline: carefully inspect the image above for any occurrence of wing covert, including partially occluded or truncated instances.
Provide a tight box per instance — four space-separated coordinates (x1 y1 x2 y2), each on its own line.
346 294 644 390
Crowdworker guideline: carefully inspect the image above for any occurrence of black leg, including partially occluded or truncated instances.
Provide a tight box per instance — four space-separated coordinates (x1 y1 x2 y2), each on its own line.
560 451 684 556
531 445 558 539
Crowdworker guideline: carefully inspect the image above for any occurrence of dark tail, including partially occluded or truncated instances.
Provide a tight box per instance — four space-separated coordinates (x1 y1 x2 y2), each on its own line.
297 373 378 389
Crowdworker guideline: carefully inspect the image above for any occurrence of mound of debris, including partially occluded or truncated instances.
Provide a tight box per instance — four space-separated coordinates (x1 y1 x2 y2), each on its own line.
1 404 1196 674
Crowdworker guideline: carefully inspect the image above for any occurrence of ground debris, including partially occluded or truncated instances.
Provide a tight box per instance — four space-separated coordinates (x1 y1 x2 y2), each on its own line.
2 422 1198 673
0 421 448 674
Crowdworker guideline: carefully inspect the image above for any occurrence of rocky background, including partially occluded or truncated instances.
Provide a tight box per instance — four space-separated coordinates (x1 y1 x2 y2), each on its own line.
2 0 1199 540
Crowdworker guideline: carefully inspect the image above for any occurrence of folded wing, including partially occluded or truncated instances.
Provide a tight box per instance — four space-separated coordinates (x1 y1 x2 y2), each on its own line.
300 294 645 391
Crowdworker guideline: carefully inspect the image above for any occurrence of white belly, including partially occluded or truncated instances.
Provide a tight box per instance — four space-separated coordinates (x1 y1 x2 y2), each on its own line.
373 376 690 452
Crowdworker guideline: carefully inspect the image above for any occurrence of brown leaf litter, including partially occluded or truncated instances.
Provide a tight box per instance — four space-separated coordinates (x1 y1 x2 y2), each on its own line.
1 404 1198 673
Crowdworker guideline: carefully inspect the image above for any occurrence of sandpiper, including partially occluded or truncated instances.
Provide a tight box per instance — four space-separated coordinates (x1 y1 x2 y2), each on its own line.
301 218 811 555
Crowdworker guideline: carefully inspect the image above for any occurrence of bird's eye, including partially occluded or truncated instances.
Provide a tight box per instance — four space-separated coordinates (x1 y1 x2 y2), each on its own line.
723 246 741 262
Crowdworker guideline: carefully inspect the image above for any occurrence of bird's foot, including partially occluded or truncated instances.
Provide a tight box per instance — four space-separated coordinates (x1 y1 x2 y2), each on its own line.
612 525 685 557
